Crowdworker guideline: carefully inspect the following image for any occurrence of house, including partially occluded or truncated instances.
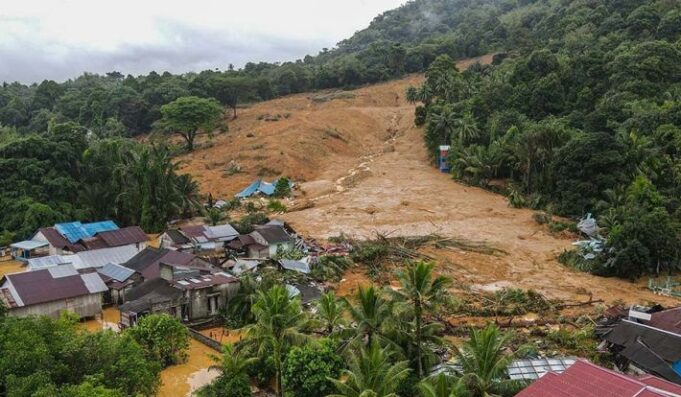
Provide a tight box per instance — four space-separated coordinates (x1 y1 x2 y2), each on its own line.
159 224 239 253
97 263 142 304
121 247 215 281
26 245 141 271
12 220 148 260
0 265 108 319
248 225 294 258
8 240 50 261
516 359 681 397
118 270 239 327
601 319 681 383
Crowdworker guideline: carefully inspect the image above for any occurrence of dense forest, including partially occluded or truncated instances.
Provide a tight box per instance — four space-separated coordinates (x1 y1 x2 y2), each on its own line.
407 0 681 279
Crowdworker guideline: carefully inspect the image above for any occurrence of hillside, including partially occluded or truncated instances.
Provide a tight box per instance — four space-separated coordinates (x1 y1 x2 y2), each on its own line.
178 54 672 305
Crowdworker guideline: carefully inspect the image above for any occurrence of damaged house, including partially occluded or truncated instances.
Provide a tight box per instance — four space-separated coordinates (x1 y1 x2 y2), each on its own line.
227 224 294 259
159 224 239 253
599 306 681 384
118 267 239 328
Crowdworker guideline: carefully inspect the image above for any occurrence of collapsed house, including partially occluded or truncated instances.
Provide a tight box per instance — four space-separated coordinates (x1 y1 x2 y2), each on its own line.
11 220 148 261
234 178 292 198
516 359 681 397
120 247 214 281
599 306 681 384
118 268 239 328
226 224 294 259
0 265 108 319
159 223 239 253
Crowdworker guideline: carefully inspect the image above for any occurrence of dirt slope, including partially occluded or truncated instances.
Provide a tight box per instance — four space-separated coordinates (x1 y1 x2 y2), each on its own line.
180 55 675 305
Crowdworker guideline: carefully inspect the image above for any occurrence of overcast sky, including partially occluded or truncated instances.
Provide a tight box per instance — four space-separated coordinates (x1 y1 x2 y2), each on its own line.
0 0 405 84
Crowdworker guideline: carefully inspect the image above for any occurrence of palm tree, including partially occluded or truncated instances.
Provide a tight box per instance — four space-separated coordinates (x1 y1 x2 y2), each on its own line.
417 374 466 397
205 206 224 226
244 285 309 397
391 261 451 378
328 341 411 397
429 105 458 146
455 325 524 397
317 291 347 335
454 112 480 145
209 343 256 378
344 285 394 350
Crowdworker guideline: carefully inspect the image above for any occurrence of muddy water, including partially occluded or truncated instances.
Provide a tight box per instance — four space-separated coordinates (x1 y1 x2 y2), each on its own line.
0 258 25 278
80 306 121 332
158 339 217 397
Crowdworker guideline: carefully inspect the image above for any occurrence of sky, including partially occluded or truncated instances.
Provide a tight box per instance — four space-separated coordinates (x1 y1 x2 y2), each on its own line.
0 0 405 83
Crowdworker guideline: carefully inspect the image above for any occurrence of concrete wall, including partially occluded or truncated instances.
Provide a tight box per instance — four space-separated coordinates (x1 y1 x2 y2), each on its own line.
8 293 103 319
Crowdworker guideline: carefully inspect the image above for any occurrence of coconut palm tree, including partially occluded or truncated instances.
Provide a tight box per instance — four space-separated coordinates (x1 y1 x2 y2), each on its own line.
454 112 480 145
328 341 411 397
455 325 524 397
391 261 451 378
343 285 395 350
418 373 466 397
317 291 347 335
429 105 458 146
244 285 309 397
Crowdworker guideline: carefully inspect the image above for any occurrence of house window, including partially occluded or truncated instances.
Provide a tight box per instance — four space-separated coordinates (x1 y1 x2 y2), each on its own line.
207 296 219 315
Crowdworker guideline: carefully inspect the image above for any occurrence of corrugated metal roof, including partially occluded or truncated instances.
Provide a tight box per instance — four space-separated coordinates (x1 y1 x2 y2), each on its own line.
280 258 311 274
204 224 239 240
81 272 109 293
516 360 680 397
98 263 135 282
97 226 148 247
27 255 72 270
231 259 260 275
47 264 79 278
4 268 95 306
253 225 291 244
10 240 48 250
507 357 576 380
76 245 140 269
82 221 119 236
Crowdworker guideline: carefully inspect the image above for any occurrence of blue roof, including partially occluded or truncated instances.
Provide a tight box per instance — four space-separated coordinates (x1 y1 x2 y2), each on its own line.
235 178 293 198
55 220 119 243
82 221 118 236
235 179 263 198
258 180 276 196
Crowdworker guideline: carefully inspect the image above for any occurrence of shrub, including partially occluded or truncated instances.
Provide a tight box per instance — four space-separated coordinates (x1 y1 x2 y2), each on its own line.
267 199 287 213
127 314 189 367
274 177 292 198
282 340 344 397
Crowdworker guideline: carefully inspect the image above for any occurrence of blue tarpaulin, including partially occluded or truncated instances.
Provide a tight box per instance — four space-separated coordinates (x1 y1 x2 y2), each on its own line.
235 178 292 198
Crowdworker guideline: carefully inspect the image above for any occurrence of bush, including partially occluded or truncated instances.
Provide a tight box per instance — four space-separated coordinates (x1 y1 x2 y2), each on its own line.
282 340 344 397
234 212 269 234
127 314 189 367
274 177 292 198
267 199 287 213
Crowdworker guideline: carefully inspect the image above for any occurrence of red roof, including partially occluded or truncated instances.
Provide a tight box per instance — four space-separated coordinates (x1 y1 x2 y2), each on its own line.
1 268 102 307
516 360 681 397
97 226 149 247
646 307 681 335
638 375 681 395
181 225 207 238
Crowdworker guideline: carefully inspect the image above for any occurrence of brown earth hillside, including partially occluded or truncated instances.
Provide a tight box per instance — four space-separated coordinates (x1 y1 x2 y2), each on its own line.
179 54 676 306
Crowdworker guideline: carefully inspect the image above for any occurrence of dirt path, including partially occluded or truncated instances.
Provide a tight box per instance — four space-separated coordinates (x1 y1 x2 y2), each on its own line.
180 56 677 306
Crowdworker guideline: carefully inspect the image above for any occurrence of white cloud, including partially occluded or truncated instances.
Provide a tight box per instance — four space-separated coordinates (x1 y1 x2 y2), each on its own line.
0 0 405 83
